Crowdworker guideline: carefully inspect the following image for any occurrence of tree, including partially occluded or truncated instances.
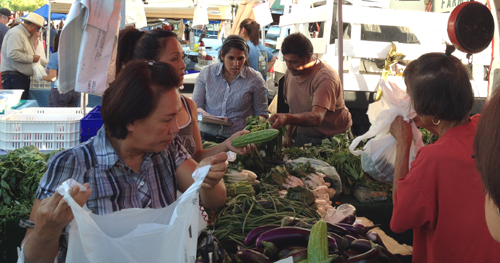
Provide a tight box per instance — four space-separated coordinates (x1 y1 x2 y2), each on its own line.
0 0 46 12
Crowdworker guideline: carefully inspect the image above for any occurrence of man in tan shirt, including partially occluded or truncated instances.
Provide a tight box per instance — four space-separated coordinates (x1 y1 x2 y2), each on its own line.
1 13 47 99
270 33 352 147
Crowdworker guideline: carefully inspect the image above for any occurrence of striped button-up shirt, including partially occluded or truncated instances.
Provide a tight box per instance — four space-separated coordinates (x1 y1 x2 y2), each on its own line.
36 127 191 215
193 63 269 137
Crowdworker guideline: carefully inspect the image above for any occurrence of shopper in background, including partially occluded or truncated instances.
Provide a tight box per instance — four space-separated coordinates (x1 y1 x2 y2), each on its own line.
193 35 268 140
389 47 500 262
0 8 13 89
474 89 500 244
270 33 351 147
116 27 255 161
184 23 190 44
19 61 229 263
1 12 48 99
0 8 13 51
239 19 276 82
43 30 80 107
42 22 57 54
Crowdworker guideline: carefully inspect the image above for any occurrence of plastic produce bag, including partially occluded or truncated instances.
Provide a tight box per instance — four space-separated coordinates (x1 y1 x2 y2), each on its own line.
32 62 47 81
61 165 212 263
288 157 342 195
349 79 424 184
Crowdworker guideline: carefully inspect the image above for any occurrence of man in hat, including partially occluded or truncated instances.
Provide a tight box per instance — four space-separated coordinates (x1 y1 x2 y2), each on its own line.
0 8 13 51
1 12 47 99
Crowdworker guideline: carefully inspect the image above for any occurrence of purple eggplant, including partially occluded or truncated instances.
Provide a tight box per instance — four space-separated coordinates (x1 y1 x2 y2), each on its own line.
286 248 308 262
350 239 401 263
328 231 350 251
338 214 357 224
343 246 381 263
344 235 357 243
244 224 281 246
256 227 339 250
365 231 387 249
236 249 272 263
335 223 379 237
278 246 307 259
326 222 350 236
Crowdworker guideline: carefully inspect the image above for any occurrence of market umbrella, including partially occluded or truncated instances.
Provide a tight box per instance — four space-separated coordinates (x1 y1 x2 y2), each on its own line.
23 4 67 20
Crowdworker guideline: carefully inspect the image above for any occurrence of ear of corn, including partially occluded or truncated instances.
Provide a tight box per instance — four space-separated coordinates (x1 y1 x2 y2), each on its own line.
232 129 280 147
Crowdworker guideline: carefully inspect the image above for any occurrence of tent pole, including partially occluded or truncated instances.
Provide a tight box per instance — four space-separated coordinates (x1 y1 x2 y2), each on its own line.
46 1 52 58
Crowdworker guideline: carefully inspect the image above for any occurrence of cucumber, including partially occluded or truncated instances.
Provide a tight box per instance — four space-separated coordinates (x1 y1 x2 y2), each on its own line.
232 129 280 147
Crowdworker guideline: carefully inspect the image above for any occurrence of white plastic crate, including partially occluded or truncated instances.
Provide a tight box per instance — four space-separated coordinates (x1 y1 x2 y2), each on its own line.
18 107 92 115
30 76 51 89
0 113 83 151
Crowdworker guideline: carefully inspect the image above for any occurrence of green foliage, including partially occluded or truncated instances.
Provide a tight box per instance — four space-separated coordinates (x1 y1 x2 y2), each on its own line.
0 146 60 255
0 0 46 12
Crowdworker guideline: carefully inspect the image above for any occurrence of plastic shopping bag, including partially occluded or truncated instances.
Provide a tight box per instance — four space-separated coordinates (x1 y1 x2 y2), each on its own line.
61 165 212 263
32 62 47 81
349 79 424 184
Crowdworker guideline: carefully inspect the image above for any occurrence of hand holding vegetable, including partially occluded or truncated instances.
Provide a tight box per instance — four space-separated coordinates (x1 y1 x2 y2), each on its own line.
198 152 228 189
223 130 257 155
389 116 413 147
269 113 289 129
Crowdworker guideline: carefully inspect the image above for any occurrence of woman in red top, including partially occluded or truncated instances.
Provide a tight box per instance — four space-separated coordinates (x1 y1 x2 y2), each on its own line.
389 46 500 262
474 89 500 244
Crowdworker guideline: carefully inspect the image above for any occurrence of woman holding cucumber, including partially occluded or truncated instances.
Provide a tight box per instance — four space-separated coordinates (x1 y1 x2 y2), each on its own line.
474 89 500 243
192 35 269 141
389 46 500 262
116 27 256 161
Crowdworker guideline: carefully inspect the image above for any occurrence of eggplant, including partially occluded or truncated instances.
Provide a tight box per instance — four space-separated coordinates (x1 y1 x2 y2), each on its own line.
256 227 339 250
236 249 272 263
344 235 357 243
326 222 350 236
286 248 308 262
338 214 356 225
261 241 278 258
244 224 281 246
343 246 381 263
365 231 387 249
335 223 379 237
278 246 307 259
350 239 401 263
327 231 350 251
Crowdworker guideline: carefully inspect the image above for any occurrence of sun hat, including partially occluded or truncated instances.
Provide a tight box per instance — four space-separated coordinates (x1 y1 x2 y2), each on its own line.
0 8 13 20
22 12 45 28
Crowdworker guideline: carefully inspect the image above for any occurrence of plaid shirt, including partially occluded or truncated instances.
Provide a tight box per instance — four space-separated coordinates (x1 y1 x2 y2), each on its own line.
193 63 269 137
36 127 191 215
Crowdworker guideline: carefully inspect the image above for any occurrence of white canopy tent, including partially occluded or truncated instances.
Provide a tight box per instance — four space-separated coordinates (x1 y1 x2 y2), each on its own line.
49 0 235 19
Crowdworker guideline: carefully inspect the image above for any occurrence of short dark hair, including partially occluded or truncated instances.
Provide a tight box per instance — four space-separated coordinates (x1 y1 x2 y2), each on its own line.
281 33 313 58
116 27 178 76
219 35 250 66
102 61 180 139
474 89 500 209
403 53 473 122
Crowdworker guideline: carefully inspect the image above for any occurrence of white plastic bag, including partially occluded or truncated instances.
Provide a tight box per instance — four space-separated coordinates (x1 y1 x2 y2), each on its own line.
32 62 47 81
349 79 424 184
62 165 212 263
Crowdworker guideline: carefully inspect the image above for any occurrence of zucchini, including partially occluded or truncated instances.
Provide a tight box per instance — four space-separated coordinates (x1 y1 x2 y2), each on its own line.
308 219 329 263
232 129 280 147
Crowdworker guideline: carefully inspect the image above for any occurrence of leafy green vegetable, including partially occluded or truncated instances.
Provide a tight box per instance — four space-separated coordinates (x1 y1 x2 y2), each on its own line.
0 146 61 255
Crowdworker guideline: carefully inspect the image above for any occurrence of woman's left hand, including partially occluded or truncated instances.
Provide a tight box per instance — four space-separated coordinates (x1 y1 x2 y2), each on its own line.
198 152 228 189
225 130 256 155
390 116 413 146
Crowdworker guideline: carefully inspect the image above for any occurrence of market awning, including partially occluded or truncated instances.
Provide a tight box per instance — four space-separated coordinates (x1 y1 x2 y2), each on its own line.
27 4 67 20
50 0 233 20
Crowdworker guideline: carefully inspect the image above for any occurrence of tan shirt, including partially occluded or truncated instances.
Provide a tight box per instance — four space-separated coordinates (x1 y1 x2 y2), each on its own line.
284 60 352 138
1 24 47 76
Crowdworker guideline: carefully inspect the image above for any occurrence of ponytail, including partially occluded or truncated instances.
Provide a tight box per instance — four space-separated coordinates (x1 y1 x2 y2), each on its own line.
240 18 260 46
116 26 145 77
